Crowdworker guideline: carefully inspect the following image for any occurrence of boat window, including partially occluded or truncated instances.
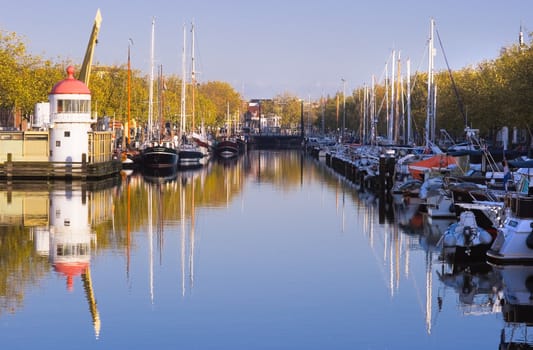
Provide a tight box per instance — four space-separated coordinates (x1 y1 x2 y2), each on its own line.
508 220 518 228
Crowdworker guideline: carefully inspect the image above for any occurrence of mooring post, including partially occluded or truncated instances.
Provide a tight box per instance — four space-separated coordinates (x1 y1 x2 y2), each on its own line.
6 153 13 180
81 153 87 180
379 154 386 194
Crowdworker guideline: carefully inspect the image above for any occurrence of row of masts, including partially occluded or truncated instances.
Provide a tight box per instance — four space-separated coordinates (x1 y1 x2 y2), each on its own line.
357 18 436 147
143 18 198 145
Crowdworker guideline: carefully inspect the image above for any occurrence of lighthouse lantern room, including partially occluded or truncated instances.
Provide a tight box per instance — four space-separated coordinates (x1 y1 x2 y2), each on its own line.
48 66 94 163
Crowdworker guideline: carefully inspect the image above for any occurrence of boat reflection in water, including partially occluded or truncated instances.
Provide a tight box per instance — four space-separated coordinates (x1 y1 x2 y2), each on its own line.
496 265 533 349
437 262 503 317
141 166 178 183
3 150 532 349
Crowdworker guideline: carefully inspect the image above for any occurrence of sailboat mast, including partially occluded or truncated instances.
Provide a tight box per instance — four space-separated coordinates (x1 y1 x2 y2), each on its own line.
370 75 376 145
363 84 368 144
426 18 436 147
389 50 395 143
148 17 155 140
158 64 164 143
127 41 131 147
180 24 187 142
406 58 412 145
191 22 196 133
394 51 401 144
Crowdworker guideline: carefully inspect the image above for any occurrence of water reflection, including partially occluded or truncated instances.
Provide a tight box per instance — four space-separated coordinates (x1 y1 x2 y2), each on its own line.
437 262 503 316
497 265 533 348
0 180 117 339
3 151 533 348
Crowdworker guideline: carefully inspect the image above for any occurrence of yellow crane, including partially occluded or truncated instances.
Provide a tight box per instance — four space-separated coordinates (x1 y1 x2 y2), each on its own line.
78 8 102 87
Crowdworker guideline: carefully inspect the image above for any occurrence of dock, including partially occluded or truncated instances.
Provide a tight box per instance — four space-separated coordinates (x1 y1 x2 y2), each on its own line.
0 153 122 181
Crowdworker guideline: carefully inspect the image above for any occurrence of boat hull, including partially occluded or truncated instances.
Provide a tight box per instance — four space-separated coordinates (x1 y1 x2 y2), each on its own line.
487 228 533 265
215 140 239 159
178 148 204 168
141 146 179 169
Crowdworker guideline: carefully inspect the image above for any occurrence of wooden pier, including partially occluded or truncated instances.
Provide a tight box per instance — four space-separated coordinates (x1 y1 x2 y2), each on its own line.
0 153 122 182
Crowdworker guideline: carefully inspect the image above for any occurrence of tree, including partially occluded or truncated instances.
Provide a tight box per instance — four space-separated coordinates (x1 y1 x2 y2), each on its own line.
198 81 242 128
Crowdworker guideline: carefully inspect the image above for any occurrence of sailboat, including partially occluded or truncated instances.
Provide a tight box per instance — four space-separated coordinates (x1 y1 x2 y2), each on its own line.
141 17 179 173
189 22 213 159
121 40 139 170
178 23 204 168
215 102 239 159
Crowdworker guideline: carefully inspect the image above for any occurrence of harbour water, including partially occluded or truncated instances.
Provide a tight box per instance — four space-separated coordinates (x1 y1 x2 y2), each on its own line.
0 150 518 349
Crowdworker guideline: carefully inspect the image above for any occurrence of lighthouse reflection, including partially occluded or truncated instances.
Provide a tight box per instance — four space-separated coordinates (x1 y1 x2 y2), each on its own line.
4 182 116 339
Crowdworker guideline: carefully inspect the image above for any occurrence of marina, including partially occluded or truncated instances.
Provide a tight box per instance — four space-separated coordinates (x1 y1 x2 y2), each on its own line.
2 4 533 349
0 150 531 349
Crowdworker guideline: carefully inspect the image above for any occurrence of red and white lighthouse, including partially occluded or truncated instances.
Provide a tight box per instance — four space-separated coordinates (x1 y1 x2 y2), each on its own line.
48 66 93 163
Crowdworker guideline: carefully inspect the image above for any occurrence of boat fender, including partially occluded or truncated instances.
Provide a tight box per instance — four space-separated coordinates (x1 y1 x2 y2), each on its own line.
526 232 533 250
449 203 455 213
526 275 533 294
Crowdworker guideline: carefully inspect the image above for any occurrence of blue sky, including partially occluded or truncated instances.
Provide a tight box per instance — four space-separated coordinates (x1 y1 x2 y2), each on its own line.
1 0 532 100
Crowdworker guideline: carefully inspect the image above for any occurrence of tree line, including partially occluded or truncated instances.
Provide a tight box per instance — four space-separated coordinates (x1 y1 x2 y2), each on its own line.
0 29 242 133
2 28 533 145
315 36 533 146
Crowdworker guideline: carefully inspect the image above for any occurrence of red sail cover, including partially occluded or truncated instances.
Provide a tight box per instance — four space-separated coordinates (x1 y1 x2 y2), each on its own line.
408 154 457 180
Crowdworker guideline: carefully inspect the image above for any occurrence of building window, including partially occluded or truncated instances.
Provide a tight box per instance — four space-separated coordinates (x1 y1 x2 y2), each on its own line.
64 131 70 137
56 140 61 147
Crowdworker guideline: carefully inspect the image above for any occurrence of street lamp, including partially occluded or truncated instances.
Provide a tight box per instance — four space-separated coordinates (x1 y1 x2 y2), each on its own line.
341 78 346 143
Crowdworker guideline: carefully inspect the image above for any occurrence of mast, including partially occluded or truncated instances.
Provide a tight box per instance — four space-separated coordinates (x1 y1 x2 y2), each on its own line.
321 96 325 135
426 18 436 147
370 75 376 145
127 40 132 147
122 42 132 150
363 84 368 144
226 102 230 134
180 24 187 143
394 51 401 144
191 22 196 133
158 64 164 142
389 50 395 143
148 17 155 141
406 58 412 144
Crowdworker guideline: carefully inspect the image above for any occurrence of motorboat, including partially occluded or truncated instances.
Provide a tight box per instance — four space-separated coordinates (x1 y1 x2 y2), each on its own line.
487 195 533 265
442 210 494 261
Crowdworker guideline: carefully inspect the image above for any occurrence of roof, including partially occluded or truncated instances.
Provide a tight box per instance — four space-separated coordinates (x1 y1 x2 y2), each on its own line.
50 66 91 95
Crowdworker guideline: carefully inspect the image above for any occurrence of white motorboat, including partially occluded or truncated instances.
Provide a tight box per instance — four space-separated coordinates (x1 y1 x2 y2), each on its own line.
487 195 533 265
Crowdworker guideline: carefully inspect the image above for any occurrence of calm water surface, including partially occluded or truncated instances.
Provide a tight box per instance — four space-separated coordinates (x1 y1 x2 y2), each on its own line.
0 150 524 349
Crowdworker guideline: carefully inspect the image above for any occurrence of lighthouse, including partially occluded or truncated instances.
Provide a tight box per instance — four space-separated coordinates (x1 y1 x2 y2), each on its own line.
48 66 94 163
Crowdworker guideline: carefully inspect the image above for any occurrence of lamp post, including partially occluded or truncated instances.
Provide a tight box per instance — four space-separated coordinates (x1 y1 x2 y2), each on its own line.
341 78 346 143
